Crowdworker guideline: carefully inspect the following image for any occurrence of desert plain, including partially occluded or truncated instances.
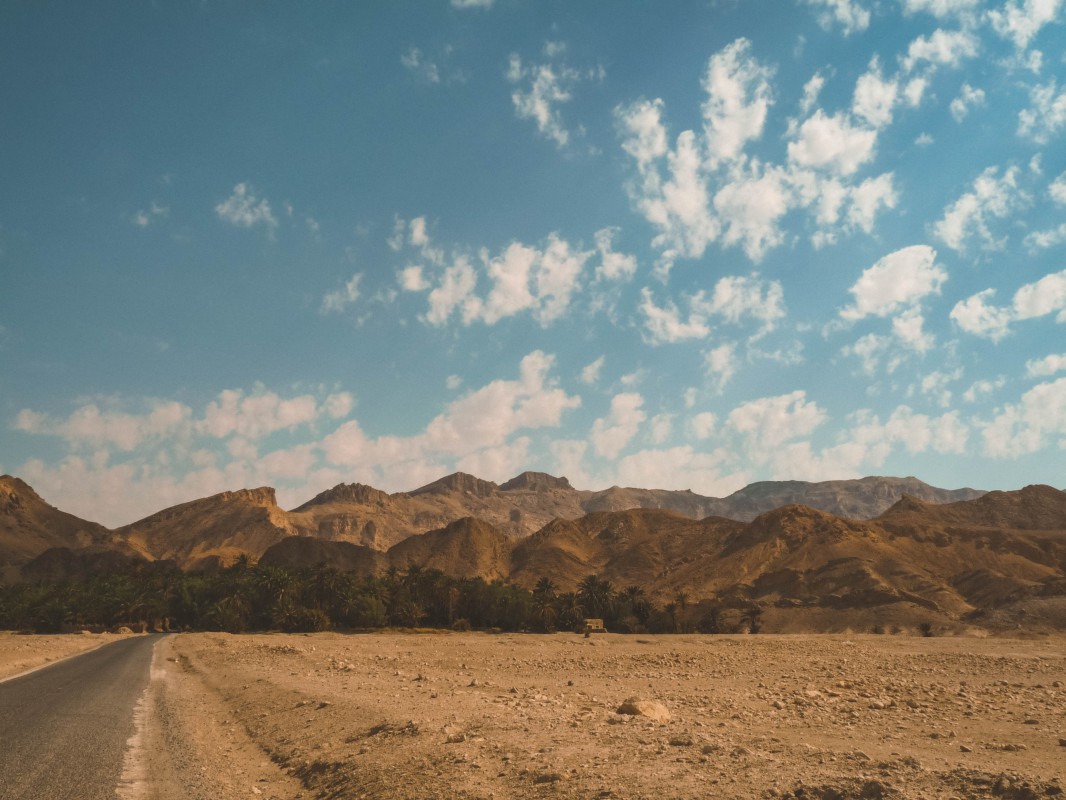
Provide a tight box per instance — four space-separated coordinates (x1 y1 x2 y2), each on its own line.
7 630 1064 800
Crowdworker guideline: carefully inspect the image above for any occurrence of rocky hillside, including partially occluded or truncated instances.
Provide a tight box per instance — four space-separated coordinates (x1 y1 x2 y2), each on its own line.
0 475 128 581
115 487 299 571
0 470 993 575
259 485 1066 625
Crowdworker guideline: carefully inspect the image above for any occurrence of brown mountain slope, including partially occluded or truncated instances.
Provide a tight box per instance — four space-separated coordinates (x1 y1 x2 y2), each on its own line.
0 475 123 580
387 517 514 581
116 487 298 571
258 537 386 577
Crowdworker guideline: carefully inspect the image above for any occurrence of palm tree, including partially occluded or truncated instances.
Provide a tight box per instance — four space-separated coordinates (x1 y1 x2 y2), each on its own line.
577 574 614 620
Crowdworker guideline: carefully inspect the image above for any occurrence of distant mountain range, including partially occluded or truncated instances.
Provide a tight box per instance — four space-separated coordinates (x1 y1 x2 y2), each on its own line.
1 470 985 574
7 470 1066 631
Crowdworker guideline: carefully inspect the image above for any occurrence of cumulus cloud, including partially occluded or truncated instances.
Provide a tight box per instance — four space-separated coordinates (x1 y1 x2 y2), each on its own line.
787 110 878 176
934 166 1030 252
704 342 739 393
507 45 602 149
988 0 1064 50
978 377 1066 457
1017 79 1066 144
419 234 594 328
639 288 711 344
321 273 363 314
852 59 899 129
902 0 981 18
593 228 638 281
950 268 1066 340
900 28 980 72
616 38 898 267
580 356 605 385
1026 353 1066 377
803 0 871 35
215 183 278 234
727 390 826 454
840 245 947 321
401 47 440 84
950 83 986 122
640 274 785 345
451 0 493 8
591 392 646 459
1050 171 1066 205
701 38 774 166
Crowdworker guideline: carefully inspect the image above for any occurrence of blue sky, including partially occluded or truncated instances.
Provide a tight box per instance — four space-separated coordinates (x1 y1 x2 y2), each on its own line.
1 0 1064 526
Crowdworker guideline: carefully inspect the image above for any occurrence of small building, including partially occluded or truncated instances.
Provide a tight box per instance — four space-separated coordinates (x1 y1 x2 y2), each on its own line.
581 618 607 634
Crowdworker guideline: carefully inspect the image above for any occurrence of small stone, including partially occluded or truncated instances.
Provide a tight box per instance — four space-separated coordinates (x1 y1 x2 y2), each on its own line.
669 735 694 747
533 772 562 784
960 744 973 753
616 698 671 723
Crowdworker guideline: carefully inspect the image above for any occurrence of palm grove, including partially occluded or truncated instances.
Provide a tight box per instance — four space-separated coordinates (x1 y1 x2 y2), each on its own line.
0 561 762 635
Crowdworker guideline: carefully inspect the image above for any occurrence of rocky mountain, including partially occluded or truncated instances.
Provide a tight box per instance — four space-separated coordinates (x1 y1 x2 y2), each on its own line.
0 469 994 576
115 487 299 571
0 475 128 581
258 485 1066 626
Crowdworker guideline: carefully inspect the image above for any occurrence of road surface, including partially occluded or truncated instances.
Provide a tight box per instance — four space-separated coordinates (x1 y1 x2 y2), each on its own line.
0 635 159 800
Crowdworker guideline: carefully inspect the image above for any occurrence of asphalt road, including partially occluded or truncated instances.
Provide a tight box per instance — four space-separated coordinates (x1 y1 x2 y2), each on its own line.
0 635 160 800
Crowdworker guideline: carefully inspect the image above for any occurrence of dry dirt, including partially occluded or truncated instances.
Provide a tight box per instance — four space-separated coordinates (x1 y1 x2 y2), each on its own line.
157 631 1066 799
0 630 116 680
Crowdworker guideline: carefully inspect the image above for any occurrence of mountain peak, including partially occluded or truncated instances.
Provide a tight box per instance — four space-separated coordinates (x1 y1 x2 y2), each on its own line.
292 482 390 511
410 472 498 498
499 471 573 492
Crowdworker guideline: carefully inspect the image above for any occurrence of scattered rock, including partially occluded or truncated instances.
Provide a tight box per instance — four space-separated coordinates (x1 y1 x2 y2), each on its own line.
616 698 671 723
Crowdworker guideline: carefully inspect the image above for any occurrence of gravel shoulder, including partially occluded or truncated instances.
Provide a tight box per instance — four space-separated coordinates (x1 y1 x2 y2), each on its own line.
0 631 119 680
167 631 1066 799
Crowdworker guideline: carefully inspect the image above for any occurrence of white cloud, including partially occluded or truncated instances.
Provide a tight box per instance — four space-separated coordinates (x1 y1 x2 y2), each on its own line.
639 288 711 344
950 268 1066 339
617 39 897 268
1018 79 1066 144
842 332 892 375
451 0 493 8
612 445 743 496
840 245 947 321
963 377 1005 402
591 392 646 459
934 166 1029 252
920 367 964 407
701 38 774 166
1025 223 1066 251
580 356 605 385
446 375 463 391
852 59 899 129
892 307 935 353
401 47 440 84
903 0 980 18
215 183 278 234
704 342 739 393
420 234 593 328
801 73 825 114
1027 353 1066 377
507 47 601 149
15 401 190 452
426 257 479 325
399 266 428 291
695 274 786 335
593 227 637 281
949 289 1014 341
803 0 871 35
690 412 718 440
131 201 168 228
979 377 1066 457
727 390 826 454
901 28 980 72
321 273 363 314
988 0 1064 50
950 83 986 122
649 413 674 445
1050 171 1066 204
712 163 793 261
787 110 878 176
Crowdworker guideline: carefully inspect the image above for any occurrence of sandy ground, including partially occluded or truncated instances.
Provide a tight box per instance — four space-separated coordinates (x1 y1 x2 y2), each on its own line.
154 631 1066 799
0 631 117 680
